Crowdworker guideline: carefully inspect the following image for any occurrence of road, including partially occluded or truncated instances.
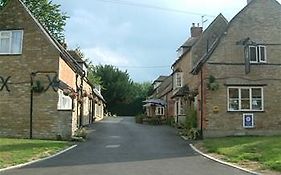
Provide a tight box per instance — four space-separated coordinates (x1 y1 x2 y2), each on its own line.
1 117 252 175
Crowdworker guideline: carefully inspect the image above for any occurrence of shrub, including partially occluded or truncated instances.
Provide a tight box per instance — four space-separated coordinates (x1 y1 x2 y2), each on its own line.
180 108 200 140
74 127 87 139
165 116 175 126
148 117 161 125
135 114 144 124
188 128 200 140
184 108 197 130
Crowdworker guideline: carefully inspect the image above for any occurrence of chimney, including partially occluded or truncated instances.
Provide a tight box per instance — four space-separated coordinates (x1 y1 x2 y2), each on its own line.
190 23 203 37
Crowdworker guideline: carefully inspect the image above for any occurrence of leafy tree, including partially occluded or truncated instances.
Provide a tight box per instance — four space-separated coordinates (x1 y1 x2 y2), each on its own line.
0 0 68 42
87 64 153 115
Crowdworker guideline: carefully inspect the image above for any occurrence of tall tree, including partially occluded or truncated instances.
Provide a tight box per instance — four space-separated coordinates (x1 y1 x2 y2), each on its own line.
0 0 68 42
90 65 134 114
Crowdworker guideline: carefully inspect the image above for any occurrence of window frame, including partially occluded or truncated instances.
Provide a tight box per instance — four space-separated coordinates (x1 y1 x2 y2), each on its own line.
249 45 267 64
57 89 73 110
0 30 23 55
227 86 264 112
155 106 165 116
174 72 183 89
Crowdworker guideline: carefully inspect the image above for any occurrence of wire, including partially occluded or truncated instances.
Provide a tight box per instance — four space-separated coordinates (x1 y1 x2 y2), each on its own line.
93 0 215 17
116 65 170 69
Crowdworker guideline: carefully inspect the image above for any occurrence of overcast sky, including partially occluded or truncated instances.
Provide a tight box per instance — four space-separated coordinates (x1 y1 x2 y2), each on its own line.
52 0 280 82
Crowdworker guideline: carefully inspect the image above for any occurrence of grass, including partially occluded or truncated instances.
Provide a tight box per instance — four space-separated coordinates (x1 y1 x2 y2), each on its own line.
0 138 71 169
202 136 281 172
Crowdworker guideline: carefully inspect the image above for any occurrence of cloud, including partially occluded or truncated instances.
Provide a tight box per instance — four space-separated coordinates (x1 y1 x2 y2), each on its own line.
65 9 133 48
83 47 131 66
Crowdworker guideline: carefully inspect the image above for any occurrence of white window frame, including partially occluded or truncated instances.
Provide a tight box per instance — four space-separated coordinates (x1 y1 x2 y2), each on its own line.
243 113 255 128
155 106 164 116
249 45 267 63
0 30 23 55
227 87 264 112
58 89 73 110
174 72 183 89
175 98 185 116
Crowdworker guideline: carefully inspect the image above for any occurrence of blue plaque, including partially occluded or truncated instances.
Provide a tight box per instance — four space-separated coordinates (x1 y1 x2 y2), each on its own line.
243 114 254 128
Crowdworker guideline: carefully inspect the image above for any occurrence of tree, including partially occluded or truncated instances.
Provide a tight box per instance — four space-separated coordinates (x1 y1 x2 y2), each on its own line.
0 0 68 42
89 65 134 114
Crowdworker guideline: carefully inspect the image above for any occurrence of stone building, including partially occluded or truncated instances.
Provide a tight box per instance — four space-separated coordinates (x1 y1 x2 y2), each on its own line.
171 14 228 124
0 0 105 140
191 0 281 137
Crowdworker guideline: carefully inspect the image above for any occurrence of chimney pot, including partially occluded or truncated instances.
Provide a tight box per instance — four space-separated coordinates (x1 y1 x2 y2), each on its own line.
190 23 203 37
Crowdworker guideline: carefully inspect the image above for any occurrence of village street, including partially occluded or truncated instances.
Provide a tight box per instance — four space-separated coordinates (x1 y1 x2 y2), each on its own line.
2 117 251 175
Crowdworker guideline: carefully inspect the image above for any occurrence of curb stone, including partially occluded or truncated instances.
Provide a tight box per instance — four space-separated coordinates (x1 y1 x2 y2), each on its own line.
189 144 260 175
0 144 77 173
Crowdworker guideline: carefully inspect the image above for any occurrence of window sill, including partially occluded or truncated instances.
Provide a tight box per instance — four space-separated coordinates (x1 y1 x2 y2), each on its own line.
58 109 73 111
0 54 22 56
227 110 264 113
249 62 267 65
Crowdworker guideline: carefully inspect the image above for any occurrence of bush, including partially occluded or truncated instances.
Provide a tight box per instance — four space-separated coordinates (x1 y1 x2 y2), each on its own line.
148 117 161 125
135 114 144 124
165 116 175 126
188 128 200 140
179 108 200 140
74 127 87 139
184 108 197 130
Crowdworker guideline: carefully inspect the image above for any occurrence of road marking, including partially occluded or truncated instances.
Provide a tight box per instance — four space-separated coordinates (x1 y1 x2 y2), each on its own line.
109 136 121 139
105 144 120 148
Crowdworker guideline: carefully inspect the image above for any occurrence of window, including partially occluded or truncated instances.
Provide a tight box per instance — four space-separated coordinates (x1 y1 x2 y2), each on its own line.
175 99 185 115
249 45 266 63
228 87 263 111
58 89 72 110
155 106 164 116
174 72 183 88
0 30 23 54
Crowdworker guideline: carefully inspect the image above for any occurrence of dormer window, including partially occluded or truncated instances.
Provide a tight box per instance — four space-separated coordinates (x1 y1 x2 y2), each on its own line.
249 45 266 63
174 72 183 89
0 30 23 55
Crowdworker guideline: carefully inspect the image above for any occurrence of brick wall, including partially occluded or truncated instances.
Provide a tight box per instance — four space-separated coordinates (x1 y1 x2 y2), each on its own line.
204 0 281 137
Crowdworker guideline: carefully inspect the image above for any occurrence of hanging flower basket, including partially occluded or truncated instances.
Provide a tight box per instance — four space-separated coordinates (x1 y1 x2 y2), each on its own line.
63 88 72 96
69 92 78 99
82 90 89 97
32 80 45 93
88 94 94 100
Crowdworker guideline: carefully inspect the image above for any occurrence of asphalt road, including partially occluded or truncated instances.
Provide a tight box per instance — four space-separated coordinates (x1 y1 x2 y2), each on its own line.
1 117 252 175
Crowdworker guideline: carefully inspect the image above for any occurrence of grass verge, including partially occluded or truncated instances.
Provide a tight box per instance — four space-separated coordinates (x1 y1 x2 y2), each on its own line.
201 136 281 172
0 138 71 169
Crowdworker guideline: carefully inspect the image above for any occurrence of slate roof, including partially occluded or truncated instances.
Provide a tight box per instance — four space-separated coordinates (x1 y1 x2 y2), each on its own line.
153 75 168 83
156 75 172 98
191 14 228 74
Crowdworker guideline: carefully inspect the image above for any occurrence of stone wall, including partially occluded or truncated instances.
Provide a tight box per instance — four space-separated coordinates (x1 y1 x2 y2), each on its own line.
0 0 74 140
204 0 281 137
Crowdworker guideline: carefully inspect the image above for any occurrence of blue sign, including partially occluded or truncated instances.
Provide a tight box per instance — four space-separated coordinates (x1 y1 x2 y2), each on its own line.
243 114 254 128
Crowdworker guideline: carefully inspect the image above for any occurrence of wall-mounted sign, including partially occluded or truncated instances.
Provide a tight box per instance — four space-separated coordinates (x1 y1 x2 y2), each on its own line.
243 113 254 128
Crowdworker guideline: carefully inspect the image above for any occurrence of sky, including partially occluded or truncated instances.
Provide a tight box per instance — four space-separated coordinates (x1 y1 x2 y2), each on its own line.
52 0 280 82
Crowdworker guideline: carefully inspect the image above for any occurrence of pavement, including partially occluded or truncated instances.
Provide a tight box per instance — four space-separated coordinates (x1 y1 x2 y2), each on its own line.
1 117 253 175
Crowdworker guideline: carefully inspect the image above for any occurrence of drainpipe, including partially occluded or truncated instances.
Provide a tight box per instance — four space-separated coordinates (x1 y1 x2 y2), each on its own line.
30 73 35 139
75 74 79 127
79 73 85 128
200 69 204 139
90 86 94 124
